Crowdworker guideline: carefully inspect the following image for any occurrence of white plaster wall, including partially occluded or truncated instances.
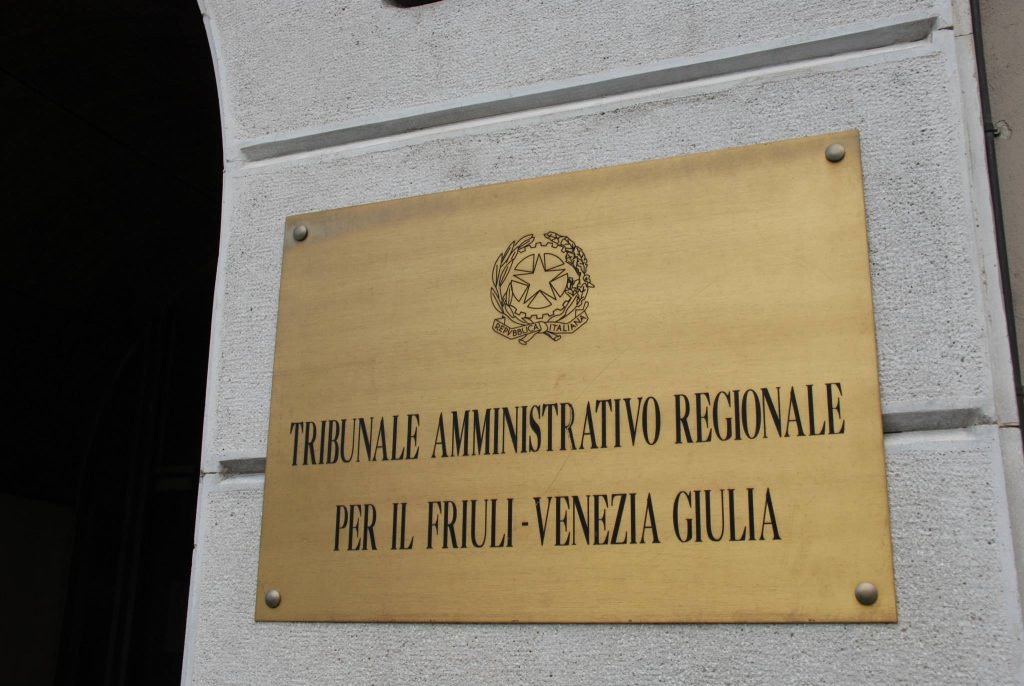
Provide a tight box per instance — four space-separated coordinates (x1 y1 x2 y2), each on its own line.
981 0 1024 376
190 427 1021 684
201 0 946 145
186 1 1024 682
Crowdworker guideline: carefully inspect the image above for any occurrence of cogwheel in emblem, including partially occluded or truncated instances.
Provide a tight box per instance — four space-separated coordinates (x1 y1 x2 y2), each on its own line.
489 232 594 344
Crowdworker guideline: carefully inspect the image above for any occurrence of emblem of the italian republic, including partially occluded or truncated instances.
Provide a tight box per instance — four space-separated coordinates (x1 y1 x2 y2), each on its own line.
490 232 594 344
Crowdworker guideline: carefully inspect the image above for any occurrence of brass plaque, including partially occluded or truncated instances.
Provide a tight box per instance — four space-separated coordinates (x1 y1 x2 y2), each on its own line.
256 131 896 623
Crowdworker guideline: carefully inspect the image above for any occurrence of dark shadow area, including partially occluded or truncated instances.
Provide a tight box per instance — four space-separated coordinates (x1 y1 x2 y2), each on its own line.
0 1 222 683
384 0 445 7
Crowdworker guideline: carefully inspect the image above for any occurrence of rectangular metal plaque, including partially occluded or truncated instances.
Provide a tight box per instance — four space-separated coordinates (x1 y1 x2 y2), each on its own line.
256 131 897 623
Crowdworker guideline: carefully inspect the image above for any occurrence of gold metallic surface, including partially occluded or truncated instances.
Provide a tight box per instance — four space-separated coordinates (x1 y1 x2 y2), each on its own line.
255 131 896 623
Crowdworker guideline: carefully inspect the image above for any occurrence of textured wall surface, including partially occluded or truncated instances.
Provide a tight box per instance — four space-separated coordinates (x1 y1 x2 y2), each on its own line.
980 0 1024 400
201 0 942 143
190 428 1020 684
186 0 1024 682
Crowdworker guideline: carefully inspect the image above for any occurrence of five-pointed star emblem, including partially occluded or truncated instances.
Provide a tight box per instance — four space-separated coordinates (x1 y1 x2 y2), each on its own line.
510 254 567 308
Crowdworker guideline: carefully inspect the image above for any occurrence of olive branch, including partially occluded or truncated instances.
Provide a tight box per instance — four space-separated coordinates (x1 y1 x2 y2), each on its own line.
490 234 535 328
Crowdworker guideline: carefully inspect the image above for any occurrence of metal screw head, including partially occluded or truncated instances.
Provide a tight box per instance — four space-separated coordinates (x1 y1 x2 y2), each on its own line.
825 143 846 163
292 225 309 242
265 589 281 608
854 582 878 606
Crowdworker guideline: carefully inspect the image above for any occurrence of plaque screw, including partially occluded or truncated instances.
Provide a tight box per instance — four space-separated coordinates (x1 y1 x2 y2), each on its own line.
265 589 282 608
292 225 309 242
825 143 846 163
854 582 878 606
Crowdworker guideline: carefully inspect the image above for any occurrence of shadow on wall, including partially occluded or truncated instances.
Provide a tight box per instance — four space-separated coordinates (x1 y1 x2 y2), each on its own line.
384 0 445 7
0 0 222 683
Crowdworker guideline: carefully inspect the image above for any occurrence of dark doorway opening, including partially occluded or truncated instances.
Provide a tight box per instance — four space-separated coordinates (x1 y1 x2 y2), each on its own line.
1 1 222 683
